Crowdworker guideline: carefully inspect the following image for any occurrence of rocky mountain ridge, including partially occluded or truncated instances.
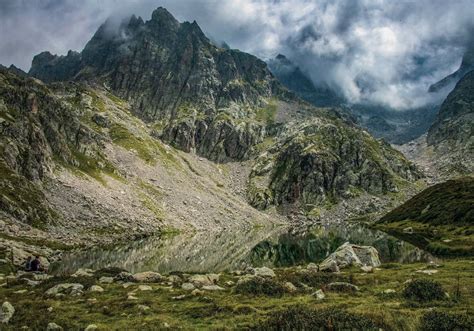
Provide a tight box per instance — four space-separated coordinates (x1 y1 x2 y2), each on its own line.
0 7 425 254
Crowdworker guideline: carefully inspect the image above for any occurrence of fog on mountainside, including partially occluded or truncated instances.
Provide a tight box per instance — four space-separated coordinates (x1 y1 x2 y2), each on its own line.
1 0 474 111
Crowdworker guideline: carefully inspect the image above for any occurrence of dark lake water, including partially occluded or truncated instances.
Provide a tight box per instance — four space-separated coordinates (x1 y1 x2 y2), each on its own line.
51 223 434 275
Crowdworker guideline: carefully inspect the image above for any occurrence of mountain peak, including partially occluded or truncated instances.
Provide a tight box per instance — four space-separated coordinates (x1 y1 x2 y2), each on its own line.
150 6 179 28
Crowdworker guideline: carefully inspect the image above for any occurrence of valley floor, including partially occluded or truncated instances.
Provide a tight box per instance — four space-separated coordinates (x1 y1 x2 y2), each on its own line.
0 260 473 330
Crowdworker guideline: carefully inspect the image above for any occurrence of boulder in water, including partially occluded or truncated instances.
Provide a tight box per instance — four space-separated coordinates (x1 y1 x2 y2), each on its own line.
319 242 380 271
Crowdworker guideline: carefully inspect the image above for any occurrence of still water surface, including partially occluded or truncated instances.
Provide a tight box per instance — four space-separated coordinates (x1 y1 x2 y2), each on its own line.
52 223 434 274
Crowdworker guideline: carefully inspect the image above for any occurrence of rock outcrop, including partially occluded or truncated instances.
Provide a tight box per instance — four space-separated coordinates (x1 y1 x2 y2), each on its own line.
429 45 474 93
427 70 474 173
29 8 286 162
0 302 15 324
0 68 106 225
319 242 381 271
248 119 421 210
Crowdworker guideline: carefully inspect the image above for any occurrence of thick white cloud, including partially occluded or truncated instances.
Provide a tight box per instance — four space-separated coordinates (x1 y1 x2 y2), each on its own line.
0 0 472 109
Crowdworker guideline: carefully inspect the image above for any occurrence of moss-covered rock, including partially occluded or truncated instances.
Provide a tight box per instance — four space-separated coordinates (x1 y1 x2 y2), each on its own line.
248 119 421 210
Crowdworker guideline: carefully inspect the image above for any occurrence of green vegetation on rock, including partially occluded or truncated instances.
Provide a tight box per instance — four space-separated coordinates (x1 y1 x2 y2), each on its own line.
376 177 474 256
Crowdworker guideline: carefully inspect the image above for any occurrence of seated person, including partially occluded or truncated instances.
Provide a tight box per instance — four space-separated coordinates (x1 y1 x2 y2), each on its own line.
24 256 32 271
30 256 43 272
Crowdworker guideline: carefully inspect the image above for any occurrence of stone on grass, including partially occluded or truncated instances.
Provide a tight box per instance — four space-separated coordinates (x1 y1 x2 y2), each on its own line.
89 285 104 293
172 294 186 300
253 267 276 278
403 227 414 234
416 269 438 275
191 289 205 296
99 276 114 284
84 324 98 331
45 283 84 297
181 283 195 291
202 285 224 291
127 295 138 300
1 302 15 324
138 285 153 291
189 274 220 287
306 263 318 271
114 271 135 282
167 275 182 284
33 274 52 281
283 282 297 293
72 268 94 278
383 289 396 294
133 271 163 283
46 322 63 330
326 282 359 293
138 305 151 312
312 289 325 300
361 266 373 273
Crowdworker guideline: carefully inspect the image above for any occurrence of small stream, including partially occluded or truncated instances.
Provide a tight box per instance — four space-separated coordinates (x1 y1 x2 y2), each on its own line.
51 223 434 275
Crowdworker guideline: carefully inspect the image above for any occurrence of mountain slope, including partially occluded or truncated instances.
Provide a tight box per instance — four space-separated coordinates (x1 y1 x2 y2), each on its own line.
29 8 289 163
0 67 284 253
248 119 421 214
428 45 474 93
376 177 474 256
426 70 474 174
0 6 430 260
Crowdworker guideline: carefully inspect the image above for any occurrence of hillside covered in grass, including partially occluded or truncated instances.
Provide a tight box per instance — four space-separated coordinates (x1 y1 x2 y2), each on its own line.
376 177 474 256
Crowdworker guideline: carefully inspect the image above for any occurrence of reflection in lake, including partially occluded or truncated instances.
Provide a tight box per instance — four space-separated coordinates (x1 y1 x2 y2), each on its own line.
52 223 434 275
249 223 434 268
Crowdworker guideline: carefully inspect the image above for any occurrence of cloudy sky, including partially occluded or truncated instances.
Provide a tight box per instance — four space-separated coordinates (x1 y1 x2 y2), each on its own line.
0 0 473 110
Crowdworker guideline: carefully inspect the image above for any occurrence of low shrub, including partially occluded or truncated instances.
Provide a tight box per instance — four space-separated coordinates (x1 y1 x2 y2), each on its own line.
234 276 286 297
37 275 96 291
402 279 445 302
380 263 402 269
420 310 474 331
94 267 128 278
252 305 379 330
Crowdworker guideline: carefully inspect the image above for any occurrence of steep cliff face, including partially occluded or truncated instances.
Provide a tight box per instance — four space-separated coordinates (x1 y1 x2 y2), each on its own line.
0 69 107 225
22 6 423 225
426 70 474 173
429 45 474 93
428 70 474 148
248 119 422 211
0 67 285 247
29 8 285 162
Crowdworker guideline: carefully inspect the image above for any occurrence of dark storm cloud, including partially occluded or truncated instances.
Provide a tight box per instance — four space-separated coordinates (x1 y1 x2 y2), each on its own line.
0 0 472 109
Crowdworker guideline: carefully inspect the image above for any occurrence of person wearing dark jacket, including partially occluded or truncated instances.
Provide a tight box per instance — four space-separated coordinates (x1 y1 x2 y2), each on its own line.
24 256 32 271
30 256 42 272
